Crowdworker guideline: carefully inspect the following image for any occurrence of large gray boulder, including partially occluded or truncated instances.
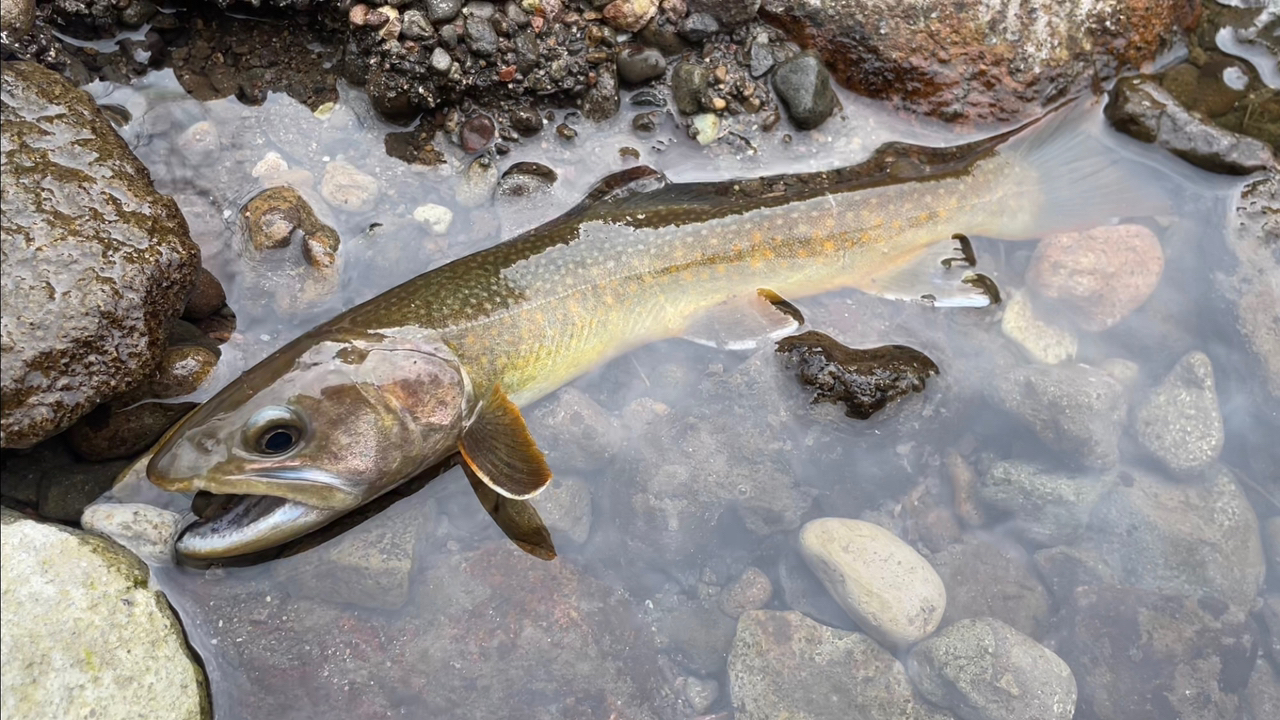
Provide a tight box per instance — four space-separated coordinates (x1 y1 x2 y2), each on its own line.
1 61 199 448
0 508 210 720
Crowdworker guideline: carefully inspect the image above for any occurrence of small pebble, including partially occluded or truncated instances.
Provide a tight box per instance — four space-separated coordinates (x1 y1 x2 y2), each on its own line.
556 122 577 140
81 503 182 566
690 112 719 145
772 51 837 130
1133 350 1224 477
148 345 219 399
430 46 453 74
509 105 544 135
460 113 496 153
321 160 379 213
176 121 220 164
603 0 658 33
183 267 226 320
412 204 454 235
400 9 435 41
251 151 289 178
455 156 498 208
616 44 666 84
1001 289 1077 364
718 566 773 618
426 0 462 22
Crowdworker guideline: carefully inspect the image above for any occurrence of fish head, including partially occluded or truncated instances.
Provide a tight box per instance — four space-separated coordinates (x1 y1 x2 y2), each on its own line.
147 331 472 561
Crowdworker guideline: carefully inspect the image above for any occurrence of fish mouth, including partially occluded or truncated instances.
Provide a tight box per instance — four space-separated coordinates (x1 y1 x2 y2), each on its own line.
175 491 340 563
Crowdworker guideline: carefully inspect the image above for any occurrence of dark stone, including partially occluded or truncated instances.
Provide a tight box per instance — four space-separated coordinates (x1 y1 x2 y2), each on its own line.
67 401 198 462
1058 585 1258 720
678 12 719 42
749 39 775 77
581 61 620 121
509 104 544 135
671 61 708 115
464 14 499 56
686 0 759 28
771 51 837 130
426 0 462 23
617 44 667 85
632 110 662 134
1106 75 1276 175
775 330 939 420
183 267 227 320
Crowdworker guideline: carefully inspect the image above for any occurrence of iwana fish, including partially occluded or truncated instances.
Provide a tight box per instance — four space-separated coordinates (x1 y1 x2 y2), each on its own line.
147 102 1168 561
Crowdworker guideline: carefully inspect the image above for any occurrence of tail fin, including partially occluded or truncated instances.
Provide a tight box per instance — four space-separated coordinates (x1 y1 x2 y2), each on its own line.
993 98 1173 240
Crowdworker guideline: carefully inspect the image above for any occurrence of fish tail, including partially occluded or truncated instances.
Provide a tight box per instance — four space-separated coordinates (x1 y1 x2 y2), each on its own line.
989 98 1173 240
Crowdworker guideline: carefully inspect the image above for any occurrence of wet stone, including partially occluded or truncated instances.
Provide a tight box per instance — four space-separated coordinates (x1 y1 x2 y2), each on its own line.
988 363 1126 471
678 11 719 42
727 610 930 720
907 618 1077 720
772 51 837 130
689 112 719 144
176 121 220 165
67 401 197 463
455 156 499 207
1106 75 1277 175
320 160 379 213
687 0 759 27
497 161 558 198
183 267 226 320
1 0 36 42
81 503 182 566
1081 465 1265 611
147 345 218 400
581 60 620 121
528 475 593 545
277 510 417 610
776 330 939 420
430 46 453 73
1245 658 1280 720
1000 290 1077 364
464 13 498 56
679 676 718 714
460 113 496 153
717 566 773 618
401 9 436 41
1058 585 1256 720
617 44 667 85
1132 351 1224 477
412 203 453 235
1030 545 1117 604
652 595 737 674
632 110 661 134
509 104 543 135
1 62 199 449
1028 224 1165 332
0 509 210 720
555 122 577 140
929 537 1052 640
799 517 947 648
978 460 1116 547
776 545 854 630
671 61 709 115
243 186 341 258
603 0 659 32
427 0 462 22
749 37 774 77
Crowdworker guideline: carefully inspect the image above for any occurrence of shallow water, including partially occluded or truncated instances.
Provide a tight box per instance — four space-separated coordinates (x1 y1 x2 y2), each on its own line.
87 64 1277 719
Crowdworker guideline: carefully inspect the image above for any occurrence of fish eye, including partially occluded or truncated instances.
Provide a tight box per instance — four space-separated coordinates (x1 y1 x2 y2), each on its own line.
244 406 305 456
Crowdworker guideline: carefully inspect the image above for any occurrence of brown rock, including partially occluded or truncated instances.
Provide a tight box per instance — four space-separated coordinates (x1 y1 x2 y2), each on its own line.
1 63 199 448
183 267 226 320
1027 224 1165 331
67 401 197 462
718 566 773 618
760 0 1199 123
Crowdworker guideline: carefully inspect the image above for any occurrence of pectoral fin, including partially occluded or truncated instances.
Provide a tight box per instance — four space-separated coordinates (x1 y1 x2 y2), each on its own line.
859 233 1001 308
464 463 557 561
459 385 553 500
682 288 806 350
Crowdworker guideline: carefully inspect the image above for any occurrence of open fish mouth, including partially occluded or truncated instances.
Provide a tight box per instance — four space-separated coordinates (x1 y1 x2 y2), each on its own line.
175 491 339 563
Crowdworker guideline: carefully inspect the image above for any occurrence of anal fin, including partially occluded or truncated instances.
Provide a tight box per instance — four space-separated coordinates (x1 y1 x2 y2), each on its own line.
859 233 1001 308
459 385 553 500
682 288 806 350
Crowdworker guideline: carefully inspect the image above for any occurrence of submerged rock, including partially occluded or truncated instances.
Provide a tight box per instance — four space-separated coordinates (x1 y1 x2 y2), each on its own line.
242 186 341 259
1214 173 1280 400
1106 76 1277 175
929 537 1052 640
907 618 1077 720
1 62 199 448
1082 466 1265 611
276 508 418 610
1058 584 1257 720
320 159 380 212
988 363 1126 471
760 0 1198 123
978 461 1117 547
1027 224 1165 332
999 290 1078 365
0 509 210 720
1132 351 1225 477
728 610 936 720
799 517 946 647
718 566 773 619
0 0 35 43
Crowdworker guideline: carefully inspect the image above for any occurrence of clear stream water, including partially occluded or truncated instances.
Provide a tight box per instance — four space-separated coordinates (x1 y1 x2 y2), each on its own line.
85 58 1275 720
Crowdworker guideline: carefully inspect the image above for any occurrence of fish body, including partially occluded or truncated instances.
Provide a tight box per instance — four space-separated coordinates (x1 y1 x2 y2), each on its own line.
147 105 1165 561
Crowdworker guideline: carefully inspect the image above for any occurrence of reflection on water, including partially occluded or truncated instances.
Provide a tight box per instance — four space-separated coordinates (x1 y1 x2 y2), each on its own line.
89 68 1278 720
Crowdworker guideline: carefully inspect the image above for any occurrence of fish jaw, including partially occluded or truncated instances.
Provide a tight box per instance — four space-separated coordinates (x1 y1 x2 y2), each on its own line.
174 495 337 561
